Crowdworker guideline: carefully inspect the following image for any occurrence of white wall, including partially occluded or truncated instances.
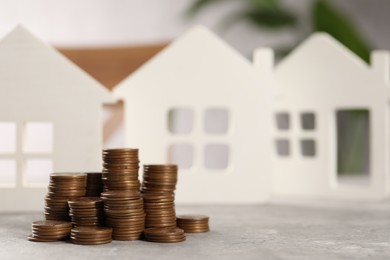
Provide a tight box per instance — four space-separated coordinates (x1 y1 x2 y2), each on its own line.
0 0 389 56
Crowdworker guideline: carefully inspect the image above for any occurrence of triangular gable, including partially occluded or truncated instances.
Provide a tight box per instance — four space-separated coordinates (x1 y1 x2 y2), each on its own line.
276 32 369 76
113 25 253 97
0 25 114 103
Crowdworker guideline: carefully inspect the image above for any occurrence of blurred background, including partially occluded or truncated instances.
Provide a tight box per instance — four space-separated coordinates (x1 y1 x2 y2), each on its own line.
0 0 389 175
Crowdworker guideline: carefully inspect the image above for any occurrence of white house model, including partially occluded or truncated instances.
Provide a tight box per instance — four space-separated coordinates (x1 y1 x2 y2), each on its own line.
0 26 114 211
113 26 273 203
269 33 390 200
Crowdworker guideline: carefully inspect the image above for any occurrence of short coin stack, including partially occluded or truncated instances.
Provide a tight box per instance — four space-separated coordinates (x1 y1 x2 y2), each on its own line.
142 165 184 242
176 215 210 233
101 190 145 240
144 227 186 243
45 173 87 221
102 148 140 191
71 226 113 245
28 220 71 242
68 197 105 227
85 172 104 196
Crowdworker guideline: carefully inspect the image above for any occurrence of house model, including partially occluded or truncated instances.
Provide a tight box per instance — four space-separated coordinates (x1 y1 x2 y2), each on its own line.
1 25 388 210
113 26 273 203
0 26 114 211
269 33 390 200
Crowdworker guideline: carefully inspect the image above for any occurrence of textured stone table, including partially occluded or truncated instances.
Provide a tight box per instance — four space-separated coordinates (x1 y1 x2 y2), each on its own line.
1 201 390 260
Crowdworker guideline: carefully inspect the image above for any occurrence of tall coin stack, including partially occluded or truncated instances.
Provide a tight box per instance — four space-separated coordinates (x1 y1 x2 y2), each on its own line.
142 165 178 230
68 197 105 227
45 173 87 221
101 148 145 240
85 172 104 196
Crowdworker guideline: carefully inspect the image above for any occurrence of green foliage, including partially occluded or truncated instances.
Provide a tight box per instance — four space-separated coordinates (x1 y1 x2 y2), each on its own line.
225 7 296 29
312 0 371 62
186 0 296 29
250 0 279 9
185 0 231 17
185 0 372 62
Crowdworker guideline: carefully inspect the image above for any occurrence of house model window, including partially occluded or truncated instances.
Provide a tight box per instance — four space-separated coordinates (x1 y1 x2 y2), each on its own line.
301 112 315 130
0 159 17 186
25 122 53 153
204 144 229 169
301 139 316 157
275 112 291 157
168 144 194 169
0 121 53 187
275 112 317 157
204 108 229 134
275 112 290 130
0 122 17 186
24 122 54 185
275 139 290 156
0 122 16 153
168 108 194 134
167 107 230 170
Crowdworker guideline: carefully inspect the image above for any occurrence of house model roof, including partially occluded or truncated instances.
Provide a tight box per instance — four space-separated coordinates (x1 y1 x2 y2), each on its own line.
113 25 256 97
0 25 114 104
276 33 370 78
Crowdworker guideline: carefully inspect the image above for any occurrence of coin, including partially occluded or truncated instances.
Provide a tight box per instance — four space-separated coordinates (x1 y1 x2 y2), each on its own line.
70 226 112 245
176 215 210 233
28 220 71 242
32 220 71 228
144 227 186 243
27 235 58 242
71 227 113 245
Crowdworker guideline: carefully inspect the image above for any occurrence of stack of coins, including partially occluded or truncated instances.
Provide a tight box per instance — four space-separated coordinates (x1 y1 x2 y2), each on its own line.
28 220 71 242
71 226 112 245
68 197 105 227
176 215 210 233
144 227 186 243
85 172 104 196
142 165 178 229
101 190 145 240
45 173 87 221
102 148 140 191
142 193 176 228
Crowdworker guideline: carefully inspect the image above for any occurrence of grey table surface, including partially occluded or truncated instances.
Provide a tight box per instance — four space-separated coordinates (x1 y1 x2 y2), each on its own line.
1 200 390 260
